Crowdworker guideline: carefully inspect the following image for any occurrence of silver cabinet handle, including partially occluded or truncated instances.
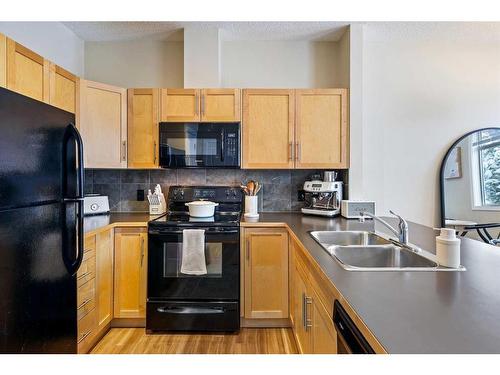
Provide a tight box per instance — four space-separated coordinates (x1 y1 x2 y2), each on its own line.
122 140 127 161
78 330 92 344
201 94 205 117
140 237 145 267
296 142 301 162
302 292 306 329
153 141 157 164
305 296 313 330
246 239 250 262
194 92 199 116
289 142 294 161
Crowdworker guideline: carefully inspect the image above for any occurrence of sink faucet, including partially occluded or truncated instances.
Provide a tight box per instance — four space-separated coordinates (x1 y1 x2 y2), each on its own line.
359 210 409 245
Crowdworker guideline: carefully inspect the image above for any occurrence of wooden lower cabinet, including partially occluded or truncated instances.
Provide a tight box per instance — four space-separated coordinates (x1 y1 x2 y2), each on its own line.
96 229 114 331
78 230 115 353
114 227 148 319
292 259 312 353
77 236 97 354
291 239 338 354
243 228 289 320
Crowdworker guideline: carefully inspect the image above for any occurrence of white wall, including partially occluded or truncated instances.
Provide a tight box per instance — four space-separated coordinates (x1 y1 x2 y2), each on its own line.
352 23 500 227
221 40 346 88
0 22 84 76
84 40 183 88
184 27 221 87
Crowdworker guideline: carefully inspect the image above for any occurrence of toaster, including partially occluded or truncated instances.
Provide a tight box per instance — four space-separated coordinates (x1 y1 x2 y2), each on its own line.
341 200 376 219
84 195 110 216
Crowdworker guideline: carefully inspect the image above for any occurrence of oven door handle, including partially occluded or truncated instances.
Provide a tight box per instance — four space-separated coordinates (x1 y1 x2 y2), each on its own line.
157 306 226 315
149 229 239 235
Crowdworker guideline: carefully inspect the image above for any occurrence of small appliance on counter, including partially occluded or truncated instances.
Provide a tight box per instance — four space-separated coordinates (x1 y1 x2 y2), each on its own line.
341 200 376 219
83 194 110 216
148 184 167 215
301 180 343 217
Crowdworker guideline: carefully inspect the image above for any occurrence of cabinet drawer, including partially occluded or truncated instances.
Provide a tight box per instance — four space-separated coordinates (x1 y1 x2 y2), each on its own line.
77 278 96 320
84 235 96 251
77 251 96 287
77 307 96 353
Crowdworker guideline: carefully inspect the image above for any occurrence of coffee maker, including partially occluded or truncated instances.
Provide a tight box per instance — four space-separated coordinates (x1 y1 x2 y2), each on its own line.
301 172 343 217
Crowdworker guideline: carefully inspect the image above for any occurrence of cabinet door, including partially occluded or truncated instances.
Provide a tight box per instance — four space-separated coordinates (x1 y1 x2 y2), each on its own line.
312 289 337 354
242 89 295 169
6 38 49 102
114 228 147 319
79 80 127 168
295 89 349 168
49 63 79 114
160 88 200 122
244 228 289 319
201 89 240 122
0 33 6 88
292 260 312 354
96 229 114 331
127 88 159 168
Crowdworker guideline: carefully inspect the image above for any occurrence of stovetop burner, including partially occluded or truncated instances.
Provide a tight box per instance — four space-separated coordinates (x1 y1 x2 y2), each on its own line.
148 185 243 228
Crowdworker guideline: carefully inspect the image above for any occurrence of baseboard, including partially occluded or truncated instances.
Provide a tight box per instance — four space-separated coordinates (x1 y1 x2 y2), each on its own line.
111 318 146 328
241 318 291 328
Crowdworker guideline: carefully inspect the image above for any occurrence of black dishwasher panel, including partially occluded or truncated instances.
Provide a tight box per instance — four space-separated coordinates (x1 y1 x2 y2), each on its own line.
333 300 375 354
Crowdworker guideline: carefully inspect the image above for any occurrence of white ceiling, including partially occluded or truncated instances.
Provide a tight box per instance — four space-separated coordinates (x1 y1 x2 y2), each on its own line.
63 22 350 42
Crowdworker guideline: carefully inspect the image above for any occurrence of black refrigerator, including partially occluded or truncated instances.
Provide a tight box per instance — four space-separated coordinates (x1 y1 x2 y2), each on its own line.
0 87 84 353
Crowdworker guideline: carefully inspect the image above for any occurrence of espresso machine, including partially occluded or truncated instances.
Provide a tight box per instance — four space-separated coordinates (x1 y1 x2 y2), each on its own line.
301 172 343 217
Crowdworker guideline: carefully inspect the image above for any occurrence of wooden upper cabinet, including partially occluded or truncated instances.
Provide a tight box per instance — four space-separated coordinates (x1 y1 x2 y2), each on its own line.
49 63 79 114
244 228 289 319
128 88 159 168
0 33 6 88
295 89 349 169
160 88 200 122
6 38 49 102
96 229 114 331
114 227 147 319
242 89 295 169
79 80 127 168
201 89 240 122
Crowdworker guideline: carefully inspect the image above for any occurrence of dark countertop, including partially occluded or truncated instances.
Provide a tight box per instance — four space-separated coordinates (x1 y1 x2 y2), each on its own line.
85 211 500 353
243 212 500 354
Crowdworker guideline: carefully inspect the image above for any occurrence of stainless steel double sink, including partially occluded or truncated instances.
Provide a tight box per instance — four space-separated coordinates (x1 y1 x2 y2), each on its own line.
310 231 464 271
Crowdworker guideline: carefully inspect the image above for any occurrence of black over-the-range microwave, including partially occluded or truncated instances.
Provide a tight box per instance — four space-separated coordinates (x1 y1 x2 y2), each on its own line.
159 122 240 168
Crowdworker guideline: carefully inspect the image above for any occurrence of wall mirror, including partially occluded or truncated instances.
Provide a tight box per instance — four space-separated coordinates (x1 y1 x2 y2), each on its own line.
440 127 500 245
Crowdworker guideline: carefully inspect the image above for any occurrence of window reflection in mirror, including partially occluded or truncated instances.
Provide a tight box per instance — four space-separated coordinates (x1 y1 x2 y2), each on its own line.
441 128 500 244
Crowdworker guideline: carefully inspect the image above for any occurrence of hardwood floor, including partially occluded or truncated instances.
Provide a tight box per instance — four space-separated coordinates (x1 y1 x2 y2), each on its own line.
91 328 299 354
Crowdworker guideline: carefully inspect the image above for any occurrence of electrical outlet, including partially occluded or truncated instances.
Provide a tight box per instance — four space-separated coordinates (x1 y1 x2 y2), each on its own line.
297 189 305 201
137 189 145 201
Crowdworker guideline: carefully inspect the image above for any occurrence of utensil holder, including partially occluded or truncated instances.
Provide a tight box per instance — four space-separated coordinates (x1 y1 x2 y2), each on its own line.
245 196 258 216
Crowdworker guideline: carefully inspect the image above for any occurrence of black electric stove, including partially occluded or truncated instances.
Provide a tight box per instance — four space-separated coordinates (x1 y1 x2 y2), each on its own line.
147 186 243 332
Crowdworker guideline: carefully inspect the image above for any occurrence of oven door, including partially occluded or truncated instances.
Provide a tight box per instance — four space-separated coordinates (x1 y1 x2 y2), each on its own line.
159 122 239 168
147 226 240 301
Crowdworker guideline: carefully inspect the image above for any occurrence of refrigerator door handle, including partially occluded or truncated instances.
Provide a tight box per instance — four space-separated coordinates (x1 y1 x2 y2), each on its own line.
62 123 85 275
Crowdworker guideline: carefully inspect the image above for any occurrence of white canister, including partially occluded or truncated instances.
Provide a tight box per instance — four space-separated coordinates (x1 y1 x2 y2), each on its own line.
436 228 461 268
244 195 259 217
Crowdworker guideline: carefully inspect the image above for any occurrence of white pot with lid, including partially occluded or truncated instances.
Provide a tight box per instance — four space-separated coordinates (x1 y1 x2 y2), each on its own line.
185 200 219 217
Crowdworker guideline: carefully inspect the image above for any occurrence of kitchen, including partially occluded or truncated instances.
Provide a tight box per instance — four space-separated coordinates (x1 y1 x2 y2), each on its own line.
1 1 500 372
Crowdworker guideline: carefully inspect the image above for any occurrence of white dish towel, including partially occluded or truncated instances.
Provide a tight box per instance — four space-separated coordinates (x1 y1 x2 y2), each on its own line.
180 229 207 275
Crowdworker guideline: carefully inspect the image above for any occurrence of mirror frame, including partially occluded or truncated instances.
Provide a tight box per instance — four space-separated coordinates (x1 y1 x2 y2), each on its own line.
440 126 500 228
